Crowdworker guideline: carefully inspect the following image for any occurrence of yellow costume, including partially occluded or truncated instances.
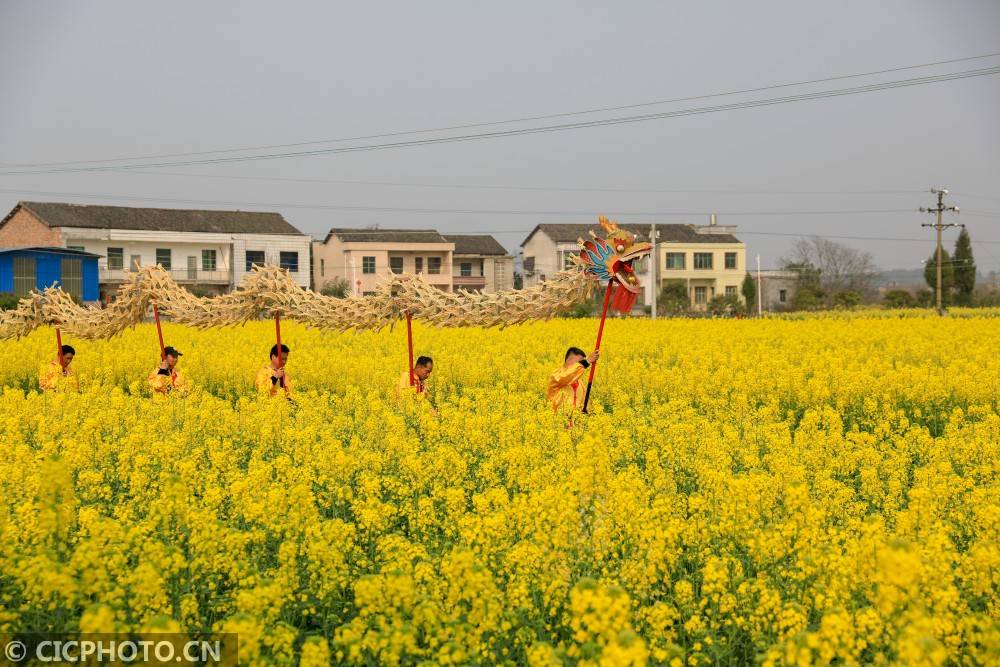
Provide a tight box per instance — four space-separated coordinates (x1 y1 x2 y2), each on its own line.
396 370 428 401
546 361 588 412
39 361 79 392
256 365 293 398
148 367 189 394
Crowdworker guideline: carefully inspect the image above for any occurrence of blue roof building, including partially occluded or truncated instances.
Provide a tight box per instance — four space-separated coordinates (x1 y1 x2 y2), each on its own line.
0 247 100 302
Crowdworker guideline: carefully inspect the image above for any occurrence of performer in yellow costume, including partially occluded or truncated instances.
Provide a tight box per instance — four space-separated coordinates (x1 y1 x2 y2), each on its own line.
397 355 436 413
546 347 599 412
256 344 293 399
39 344 79 392
148 346 189 395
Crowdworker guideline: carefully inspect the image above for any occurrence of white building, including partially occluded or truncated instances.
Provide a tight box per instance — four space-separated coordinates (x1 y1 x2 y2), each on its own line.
0 202 311 299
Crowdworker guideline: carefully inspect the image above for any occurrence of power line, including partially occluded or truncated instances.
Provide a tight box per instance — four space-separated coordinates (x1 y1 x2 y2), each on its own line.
50 168 927 197
3 65 999 176
5 52 999 169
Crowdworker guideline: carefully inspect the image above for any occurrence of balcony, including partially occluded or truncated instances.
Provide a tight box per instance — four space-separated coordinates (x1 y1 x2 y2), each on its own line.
100 267 232 284
453 275 487 290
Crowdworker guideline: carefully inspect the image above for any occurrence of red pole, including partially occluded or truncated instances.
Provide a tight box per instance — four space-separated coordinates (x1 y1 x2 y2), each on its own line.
275 313 284 369
405 311 415 387
581 281 614 414
56 327 65 369
152 303 166 360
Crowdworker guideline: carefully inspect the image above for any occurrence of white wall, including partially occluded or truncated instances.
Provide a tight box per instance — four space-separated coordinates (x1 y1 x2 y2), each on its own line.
59 228 311 288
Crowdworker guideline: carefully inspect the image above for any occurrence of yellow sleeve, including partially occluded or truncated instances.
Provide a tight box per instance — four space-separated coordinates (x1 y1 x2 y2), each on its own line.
39 363 59 391
549 362 587 390
256 367 278 397
148 369 171 393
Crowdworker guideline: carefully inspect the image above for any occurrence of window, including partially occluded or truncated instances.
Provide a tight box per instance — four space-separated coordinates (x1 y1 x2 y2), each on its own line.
563 252 576 270
67 245 85 252
60 259 83 299
280 251 299 272
725 252 737 270
155 248 172 270
694 286 707 304
13 257 36 297
460 262 473 277
320 258 325 277
665 252 685 270
725 285 737 297
245 250 265 272
362 256 376 274
694 252 713 270
523 256 535 273
779 289 787 303
202 249 217 271
415 257 423 273
107 247 124 270
428 257 442 274
389 257 404 274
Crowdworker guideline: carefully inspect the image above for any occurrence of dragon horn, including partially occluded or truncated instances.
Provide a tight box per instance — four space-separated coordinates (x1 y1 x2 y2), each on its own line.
598 215 619 234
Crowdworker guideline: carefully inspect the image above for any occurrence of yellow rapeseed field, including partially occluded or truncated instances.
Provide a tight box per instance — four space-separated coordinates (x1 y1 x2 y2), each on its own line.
0 312 998 666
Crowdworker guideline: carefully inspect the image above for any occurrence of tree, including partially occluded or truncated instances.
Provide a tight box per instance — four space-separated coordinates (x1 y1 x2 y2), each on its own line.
657 280 690 316
832 290 861 309
883 289 915 309
781 237 878 296
924 249 955 306
784 262 826 311
741 273 756 312
952 228 976 305
319 278 351 298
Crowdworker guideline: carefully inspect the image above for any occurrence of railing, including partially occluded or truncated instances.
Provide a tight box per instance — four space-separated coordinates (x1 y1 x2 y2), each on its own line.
453 275 487 287
100 267 232 283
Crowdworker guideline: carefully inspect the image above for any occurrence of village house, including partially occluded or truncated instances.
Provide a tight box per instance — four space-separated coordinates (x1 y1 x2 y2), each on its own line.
0 202 311 300
313 228 512 295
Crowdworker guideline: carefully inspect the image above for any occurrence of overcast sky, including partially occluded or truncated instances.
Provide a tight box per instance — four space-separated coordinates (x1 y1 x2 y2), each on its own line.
1 1 998 272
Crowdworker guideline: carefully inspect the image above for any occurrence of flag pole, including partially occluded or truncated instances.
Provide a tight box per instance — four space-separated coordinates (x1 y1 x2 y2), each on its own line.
405 311 415 387
274 312 285 388
581 281 614 414
152 303 166 360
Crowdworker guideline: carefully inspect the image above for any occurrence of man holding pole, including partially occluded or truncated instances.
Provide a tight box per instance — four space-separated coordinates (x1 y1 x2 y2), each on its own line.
256 344 293 399
397 355 433 399
148 346 188 395
40 344 79 392
547 347 599 413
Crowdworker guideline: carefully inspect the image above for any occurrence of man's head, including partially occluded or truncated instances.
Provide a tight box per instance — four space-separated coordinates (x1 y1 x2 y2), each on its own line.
565 346 586 364
414 355 433 381
60 344 75 366
270 344 290 366
163 346 182 369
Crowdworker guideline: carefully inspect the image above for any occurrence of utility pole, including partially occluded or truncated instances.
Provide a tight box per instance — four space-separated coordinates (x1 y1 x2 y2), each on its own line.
650 223 658 320
920 188 962 315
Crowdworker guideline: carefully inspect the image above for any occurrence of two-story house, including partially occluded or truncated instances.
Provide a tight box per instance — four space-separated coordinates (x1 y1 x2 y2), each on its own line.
0 202 311 300
313 228 514 295
313 228 454 295
654 223 746 309
442 234 514 293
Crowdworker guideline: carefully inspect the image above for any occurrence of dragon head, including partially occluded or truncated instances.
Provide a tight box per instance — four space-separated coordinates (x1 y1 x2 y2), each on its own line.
577 216 653 291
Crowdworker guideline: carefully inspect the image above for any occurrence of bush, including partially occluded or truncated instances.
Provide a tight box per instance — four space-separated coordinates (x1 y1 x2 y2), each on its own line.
708 294 744 316
0 292 20 311
832 290 862 309
657 281 689 316
319 278 351 298
883 290 915 309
